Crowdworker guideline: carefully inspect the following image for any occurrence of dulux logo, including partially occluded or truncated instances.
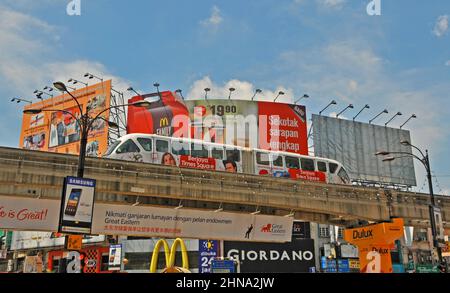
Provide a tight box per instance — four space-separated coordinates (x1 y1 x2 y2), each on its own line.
366 0 381 16
352 229 373 239
67 0 81 16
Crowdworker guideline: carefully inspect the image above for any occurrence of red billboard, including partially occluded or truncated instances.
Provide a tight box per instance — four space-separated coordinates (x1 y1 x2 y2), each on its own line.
127 94 308 155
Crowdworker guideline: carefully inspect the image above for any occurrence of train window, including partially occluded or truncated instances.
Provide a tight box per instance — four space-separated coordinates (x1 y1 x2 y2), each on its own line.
116 139 140 154
286 156 300 169
105 140 120 156
226 149 241 162
156 140 169 153
172 141 190 156
137 138 152 152
338 168 351 184
317 161 327 172
211 147 224 160
191 143 208 158
301 158 315 171
256 152 270 165
329 163 338 174
271 154 283 167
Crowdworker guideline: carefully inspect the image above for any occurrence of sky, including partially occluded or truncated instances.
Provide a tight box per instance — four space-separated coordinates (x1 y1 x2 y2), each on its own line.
0 0 449 194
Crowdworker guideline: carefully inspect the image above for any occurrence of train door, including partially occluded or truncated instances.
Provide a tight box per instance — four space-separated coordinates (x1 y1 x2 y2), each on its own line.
135 137 153 163
316 161 329 183
285 155 300 178
154 138 174 166
255 151 271 176
113 138 143 162
210 145 226 172
270 153 287 178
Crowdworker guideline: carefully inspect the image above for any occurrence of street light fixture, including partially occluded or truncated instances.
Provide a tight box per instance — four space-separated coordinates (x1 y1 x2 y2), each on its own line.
400 114 417 129
228 87 235 100
175 89 184 100
204 88 211 100
319 100 337 116
353 104 370 121
369 109 388 124
127 87 142 97
24 81 151 178
273 91 285 102
153 83 160 95
11 98 32 104
251 89 262 101
336 104 354 118
68 78 88 87
84 72 103 82
375 141 443 263
294 94 309 105
385 112 402 127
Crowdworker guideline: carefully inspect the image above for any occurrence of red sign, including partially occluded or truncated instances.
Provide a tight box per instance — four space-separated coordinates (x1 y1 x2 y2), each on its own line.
288 169 326 182
258 102 308 155
179 155 216 170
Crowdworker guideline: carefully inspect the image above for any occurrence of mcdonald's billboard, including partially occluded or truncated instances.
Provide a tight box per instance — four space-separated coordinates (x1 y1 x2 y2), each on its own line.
127 94 308 155
150 238 190 273
20 80 112 157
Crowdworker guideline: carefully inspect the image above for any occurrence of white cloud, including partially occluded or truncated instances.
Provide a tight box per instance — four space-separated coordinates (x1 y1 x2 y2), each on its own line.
433 15 449 37
186 76 294 103
200 6 223 29
316 0 346 10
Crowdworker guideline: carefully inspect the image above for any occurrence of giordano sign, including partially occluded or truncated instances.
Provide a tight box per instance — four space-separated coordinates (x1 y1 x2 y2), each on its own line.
150 238 191 273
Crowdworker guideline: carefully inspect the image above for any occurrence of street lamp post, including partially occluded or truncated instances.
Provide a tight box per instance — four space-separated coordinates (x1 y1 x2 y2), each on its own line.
375 141 443 263
24 81 151 178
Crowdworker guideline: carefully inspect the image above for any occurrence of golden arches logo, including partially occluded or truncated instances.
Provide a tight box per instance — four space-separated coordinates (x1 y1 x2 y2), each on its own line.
150 238 190 273
159 117 169 128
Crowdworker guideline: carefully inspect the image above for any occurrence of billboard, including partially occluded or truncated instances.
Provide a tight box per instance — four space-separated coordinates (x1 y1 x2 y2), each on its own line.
92 203 293 242
20 80 112 157
224 239 315 273
312 114 416 186
127 94 308 155
10 232 104 250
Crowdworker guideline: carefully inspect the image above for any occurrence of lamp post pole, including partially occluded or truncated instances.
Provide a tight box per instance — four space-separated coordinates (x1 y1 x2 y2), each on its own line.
77 114 89 178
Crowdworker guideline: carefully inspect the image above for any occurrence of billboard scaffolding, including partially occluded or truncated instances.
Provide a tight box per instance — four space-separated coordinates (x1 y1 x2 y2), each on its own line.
312 114 416 187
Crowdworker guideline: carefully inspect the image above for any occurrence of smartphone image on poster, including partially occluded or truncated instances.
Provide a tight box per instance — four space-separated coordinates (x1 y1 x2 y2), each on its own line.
64 188 82 217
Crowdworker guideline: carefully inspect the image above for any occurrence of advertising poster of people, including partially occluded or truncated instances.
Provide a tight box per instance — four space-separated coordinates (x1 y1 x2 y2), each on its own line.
20 80 112 157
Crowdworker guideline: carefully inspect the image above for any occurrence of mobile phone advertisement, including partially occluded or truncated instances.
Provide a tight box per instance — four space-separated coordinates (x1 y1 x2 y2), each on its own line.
59 176 96 234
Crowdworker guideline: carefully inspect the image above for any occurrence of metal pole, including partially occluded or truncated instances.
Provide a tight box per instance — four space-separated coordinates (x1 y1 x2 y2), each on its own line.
77 115 88 178
425 150 443 263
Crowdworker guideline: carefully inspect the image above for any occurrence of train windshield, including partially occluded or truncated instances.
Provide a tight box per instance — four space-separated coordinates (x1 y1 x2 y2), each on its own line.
338 168 351 184
104 140 121 156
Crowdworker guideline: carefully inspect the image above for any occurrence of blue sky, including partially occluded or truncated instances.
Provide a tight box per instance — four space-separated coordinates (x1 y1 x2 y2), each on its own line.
0 0 449 193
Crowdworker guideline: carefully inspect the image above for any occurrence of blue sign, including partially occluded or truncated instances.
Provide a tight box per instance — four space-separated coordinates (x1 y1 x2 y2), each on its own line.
211 260 236 273
199 240 219 273
338 259 350 273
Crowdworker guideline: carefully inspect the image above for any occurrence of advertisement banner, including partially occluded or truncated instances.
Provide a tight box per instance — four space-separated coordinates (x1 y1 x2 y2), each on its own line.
108 244 122 271
224 239 315 273
127 96 308 155
92 203 293 242
10 231 104 250
340 244 359 258
0 196 60 231
288 169 326 182
20 80 111 157
198 240 219 273
292 221 311 239
59 177 96 234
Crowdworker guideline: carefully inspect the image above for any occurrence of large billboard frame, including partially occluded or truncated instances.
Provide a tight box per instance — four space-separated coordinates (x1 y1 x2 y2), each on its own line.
312 114 417 187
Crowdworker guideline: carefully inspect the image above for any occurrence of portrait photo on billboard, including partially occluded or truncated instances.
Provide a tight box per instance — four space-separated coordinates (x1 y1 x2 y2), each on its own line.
23 132 46 151
59 176 96 234
48 106 81 148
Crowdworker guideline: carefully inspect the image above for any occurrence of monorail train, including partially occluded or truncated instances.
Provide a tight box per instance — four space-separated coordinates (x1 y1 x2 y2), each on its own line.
104 133 351 185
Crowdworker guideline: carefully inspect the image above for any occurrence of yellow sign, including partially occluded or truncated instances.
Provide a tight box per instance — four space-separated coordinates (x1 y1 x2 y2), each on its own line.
150 238 190 273
160 117 170 128
344 218 404 273
66 235 83 251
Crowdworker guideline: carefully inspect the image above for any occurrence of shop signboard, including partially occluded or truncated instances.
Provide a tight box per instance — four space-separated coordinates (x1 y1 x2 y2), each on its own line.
211 259 236 273
338 259 350 273
224 239 315 273
199 240 219 273
59 177 96 234
292 221 311 239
